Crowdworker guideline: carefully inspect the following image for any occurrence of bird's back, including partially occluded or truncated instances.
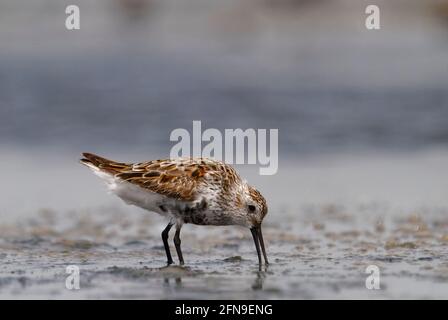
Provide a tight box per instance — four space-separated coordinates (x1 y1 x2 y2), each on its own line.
80 153 242 205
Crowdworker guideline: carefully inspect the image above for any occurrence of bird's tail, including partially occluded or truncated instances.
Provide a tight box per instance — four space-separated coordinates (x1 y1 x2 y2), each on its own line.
80 152 128 175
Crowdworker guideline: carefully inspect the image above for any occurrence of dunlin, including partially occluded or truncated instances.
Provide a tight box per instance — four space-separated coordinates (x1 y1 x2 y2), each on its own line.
80 153 269 267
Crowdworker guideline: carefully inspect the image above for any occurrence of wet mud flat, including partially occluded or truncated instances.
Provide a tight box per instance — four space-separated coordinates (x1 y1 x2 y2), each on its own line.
1 204 448 299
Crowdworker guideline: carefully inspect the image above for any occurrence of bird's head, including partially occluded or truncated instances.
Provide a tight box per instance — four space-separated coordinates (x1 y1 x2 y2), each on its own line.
227 182 268 228
242 184 269 266
219 180 269 266
243 185 268 228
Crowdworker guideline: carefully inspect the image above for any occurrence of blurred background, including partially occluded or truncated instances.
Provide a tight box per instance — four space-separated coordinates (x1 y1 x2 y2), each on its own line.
1 0 448 216
1 0 448 151
1 0 448 300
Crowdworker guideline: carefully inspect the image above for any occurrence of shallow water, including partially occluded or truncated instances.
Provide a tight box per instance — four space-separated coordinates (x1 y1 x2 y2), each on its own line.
1 199 448 299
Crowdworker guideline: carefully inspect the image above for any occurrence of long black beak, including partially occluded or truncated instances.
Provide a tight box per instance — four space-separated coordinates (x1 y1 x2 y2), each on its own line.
250 225 269 267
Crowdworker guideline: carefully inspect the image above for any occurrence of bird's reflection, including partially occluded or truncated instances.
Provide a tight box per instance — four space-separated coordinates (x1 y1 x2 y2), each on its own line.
252 268 268 290
159 265 269 292
157 264 189 289
163 276 182 288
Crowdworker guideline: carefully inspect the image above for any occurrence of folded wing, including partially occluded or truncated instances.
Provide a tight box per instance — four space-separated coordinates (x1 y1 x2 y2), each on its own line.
80 153 227 202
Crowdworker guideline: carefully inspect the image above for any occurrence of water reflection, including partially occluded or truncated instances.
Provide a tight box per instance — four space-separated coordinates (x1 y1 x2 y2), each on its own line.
163 276 182 288
252 270 268 291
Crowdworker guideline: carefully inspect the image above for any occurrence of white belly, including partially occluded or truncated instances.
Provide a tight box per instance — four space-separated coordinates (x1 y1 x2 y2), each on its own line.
92 169 177 218
89 168 215 224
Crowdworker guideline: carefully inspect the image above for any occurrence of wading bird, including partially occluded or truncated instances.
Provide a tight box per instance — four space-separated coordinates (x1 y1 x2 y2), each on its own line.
80 153 269 268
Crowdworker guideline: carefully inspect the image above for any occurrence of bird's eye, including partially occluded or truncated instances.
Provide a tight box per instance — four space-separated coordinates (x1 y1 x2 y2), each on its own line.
248 205 256 213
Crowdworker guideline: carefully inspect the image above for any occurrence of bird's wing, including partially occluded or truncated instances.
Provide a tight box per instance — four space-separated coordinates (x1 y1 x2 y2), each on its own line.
81 153 238 201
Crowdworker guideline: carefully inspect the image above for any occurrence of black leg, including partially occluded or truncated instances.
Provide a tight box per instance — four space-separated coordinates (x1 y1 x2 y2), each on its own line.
173 225 184 265
162 223 174 265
